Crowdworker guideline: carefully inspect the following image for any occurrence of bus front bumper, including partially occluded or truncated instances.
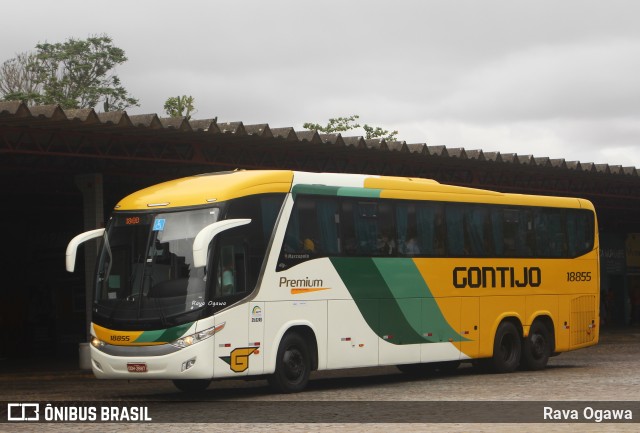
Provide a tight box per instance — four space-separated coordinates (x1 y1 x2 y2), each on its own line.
90 338 214 380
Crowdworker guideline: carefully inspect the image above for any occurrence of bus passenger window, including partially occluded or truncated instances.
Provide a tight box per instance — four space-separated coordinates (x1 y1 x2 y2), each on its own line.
490 208 504 257
396 202 443 256
278 196 340 269
534 209 565 257
567 210 594 257
445 204 465 256
466 205 492 256
376 202 395 255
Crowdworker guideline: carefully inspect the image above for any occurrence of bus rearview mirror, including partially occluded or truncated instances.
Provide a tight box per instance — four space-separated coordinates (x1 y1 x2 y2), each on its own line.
193 219 251 268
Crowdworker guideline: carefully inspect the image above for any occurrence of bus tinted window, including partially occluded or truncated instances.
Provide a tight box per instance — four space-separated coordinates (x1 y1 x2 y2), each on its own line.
533 208 565 257
567 210 595 257
502 208 534 257
280 197 340 269
277 195 596 270
339 200 396 256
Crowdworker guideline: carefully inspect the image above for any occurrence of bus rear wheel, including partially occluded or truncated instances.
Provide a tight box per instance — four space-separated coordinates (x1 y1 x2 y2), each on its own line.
490 321 521 373
268 332 311 393
521 321 551 371
172 379 211 392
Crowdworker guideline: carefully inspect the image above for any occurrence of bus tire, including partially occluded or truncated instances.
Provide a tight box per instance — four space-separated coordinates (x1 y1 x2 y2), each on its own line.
521 321 551 371
172 379 211 392
268 332 311 393
490 321 521 373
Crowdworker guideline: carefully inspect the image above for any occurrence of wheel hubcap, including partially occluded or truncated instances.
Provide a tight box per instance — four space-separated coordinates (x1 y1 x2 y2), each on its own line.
283 348 304 381
530 333 546 359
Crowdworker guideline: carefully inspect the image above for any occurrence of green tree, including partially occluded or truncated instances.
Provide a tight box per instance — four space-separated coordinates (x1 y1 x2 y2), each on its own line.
164 95 196 119
0 35 138 111
304 114 398 141
362 124 398 141
303 114 361 134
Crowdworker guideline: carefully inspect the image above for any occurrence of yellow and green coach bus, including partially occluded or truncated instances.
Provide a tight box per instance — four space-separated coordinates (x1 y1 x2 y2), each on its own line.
66 170 599 392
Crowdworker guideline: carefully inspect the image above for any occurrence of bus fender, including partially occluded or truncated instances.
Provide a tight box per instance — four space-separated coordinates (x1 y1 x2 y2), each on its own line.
524 311 554 338
483 313 524 358
265 320 320 374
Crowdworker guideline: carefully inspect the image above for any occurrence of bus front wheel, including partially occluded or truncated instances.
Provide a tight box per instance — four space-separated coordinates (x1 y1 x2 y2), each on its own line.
490 321 521 373
268 332 311 393
521 321 551 371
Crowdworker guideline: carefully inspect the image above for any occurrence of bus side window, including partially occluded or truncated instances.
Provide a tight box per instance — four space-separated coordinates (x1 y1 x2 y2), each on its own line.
355 201 378 254
445 204 465 256
465 204 493 257
226 193 284 284
534 208 566 257
395 203 414 255
376 201 395 255
397 201 444 256
567 210 594 257
341 199 393 256
279 196 340 269
315 198 340 255
215 243 246 297
340 200 357 255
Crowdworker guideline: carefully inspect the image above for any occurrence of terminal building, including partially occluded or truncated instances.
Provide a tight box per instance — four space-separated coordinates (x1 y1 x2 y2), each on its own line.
1 100 639 360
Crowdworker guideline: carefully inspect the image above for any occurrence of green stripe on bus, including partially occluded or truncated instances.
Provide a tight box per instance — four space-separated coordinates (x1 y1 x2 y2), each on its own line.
135 322 193 343
336 187 381 198
292 185 340 197
330 257 467 344
291 184 381 199
373 258 468 343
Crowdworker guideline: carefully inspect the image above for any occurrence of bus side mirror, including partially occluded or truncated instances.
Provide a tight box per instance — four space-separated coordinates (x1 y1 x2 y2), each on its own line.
193 219 251 268
66 228 106 272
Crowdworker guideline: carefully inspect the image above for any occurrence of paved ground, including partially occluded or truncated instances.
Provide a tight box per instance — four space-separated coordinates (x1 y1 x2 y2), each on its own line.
1 327 639 432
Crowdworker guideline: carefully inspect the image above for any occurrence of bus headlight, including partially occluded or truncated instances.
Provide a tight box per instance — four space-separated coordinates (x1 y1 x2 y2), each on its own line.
170 322 225 349
91 336 105 349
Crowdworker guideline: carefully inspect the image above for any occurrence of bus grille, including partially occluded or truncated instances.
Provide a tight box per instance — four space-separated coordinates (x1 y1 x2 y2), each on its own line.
571 295 597 347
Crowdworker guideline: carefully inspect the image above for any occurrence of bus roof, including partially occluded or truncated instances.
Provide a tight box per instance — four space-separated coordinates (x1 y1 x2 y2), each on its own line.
115 170 294 210
114 170 593 211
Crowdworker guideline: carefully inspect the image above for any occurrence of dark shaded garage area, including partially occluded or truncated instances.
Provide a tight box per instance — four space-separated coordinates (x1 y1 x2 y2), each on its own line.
1 101 639 362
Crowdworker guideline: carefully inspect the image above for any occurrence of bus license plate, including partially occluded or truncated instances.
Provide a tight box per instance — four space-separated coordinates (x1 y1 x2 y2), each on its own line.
127 363 147 373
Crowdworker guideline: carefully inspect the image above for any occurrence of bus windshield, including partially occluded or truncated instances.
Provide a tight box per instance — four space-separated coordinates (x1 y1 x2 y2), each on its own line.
93 207 221 329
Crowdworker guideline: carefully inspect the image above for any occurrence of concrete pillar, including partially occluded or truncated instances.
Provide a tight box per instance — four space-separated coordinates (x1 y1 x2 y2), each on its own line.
75 173 104 369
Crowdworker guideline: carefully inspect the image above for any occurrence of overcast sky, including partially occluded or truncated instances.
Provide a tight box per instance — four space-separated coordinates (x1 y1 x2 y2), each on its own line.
3 0 640 167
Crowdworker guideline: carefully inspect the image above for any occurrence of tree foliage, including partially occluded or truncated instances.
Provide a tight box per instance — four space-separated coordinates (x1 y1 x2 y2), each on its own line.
164 95 196 119
0 52 43 105
303 115 361 134
303 114 398 141
0 35 138 111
